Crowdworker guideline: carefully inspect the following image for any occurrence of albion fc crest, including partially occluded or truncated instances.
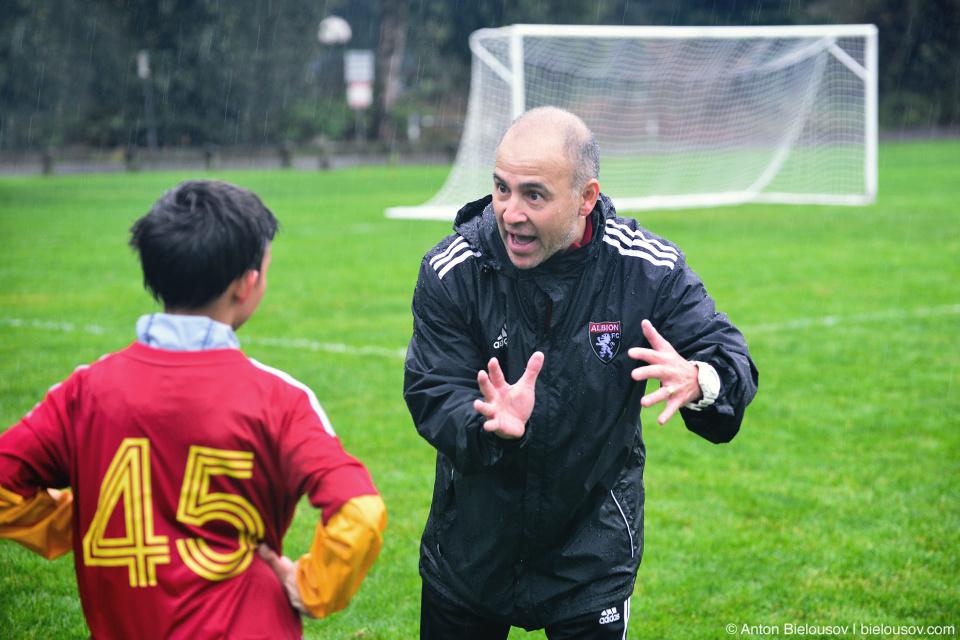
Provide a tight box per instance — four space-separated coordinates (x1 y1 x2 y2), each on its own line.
589 321 621 364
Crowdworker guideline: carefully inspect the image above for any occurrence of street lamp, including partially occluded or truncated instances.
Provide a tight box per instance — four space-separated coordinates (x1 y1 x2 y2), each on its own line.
318 16 352 46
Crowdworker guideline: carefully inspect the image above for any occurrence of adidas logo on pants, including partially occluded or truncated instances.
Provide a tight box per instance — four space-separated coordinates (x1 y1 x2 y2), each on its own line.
599 607 621 624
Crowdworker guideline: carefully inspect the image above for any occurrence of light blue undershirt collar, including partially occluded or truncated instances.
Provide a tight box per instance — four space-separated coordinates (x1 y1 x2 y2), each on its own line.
136 313 240 351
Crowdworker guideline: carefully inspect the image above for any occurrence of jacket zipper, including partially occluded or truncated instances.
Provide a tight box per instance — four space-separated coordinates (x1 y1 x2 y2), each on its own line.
543 298 553 333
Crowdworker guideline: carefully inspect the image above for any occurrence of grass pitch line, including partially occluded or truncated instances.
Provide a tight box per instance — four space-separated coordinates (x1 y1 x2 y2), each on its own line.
0 318 109 335
0 317 407 359
3 303 957 358
741 303 960 335
243 336 407 359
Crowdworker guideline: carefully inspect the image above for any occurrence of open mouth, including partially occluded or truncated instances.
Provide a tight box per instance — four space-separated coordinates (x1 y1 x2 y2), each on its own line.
509 233 536 249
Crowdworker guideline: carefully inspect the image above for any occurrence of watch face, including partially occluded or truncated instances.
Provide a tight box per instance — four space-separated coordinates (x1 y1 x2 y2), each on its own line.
695 362 721 403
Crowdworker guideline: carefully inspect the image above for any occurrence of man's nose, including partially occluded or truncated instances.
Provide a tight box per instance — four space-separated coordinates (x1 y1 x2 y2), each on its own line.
502 196 528 225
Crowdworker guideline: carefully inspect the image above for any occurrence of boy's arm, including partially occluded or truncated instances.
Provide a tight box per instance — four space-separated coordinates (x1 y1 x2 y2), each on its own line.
258 494 387 618
0 484 73 559
0 378 76 560
260 378 388 619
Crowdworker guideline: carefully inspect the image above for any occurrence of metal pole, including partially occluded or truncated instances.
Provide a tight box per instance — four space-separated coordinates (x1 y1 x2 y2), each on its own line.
137 50 158 149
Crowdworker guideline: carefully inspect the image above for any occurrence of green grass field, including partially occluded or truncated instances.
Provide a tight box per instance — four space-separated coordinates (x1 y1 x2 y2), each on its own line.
1 140 958 639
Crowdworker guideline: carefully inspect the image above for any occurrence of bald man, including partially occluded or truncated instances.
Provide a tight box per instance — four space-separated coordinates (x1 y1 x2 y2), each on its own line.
403 107 758 639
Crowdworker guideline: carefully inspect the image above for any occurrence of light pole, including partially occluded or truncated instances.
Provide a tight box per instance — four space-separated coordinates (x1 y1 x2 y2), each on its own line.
137 50 158 149
318 16 374 140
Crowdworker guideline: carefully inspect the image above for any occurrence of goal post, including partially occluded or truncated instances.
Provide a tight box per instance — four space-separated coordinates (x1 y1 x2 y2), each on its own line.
385 24 878 220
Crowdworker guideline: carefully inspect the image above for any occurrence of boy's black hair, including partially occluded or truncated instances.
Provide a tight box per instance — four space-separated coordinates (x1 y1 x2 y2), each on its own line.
129 180 279 310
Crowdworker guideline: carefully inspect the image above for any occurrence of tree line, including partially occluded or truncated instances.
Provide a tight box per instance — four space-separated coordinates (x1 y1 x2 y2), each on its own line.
0 0 956 151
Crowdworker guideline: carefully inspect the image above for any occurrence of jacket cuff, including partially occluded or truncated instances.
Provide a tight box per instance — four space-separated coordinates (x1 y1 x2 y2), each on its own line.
483 427 528 449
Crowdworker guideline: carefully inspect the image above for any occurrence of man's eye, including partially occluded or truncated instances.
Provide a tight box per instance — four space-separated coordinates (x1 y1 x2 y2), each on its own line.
496 183 509 194
528 192 542 202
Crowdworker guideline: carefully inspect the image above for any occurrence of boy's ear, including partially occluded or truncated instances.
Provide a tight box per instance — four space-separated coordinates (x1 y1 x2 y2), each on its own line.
233 270 260 304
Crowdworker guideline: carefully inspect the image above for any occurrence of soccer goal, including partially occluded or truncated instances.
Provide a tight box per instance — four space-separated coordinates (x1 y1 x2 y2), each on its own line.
385 24 878 220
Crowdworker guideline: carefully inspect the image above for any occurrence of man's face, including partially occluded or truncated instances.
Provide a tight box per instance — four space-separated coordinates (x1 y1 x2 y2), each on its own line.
492 131 586 270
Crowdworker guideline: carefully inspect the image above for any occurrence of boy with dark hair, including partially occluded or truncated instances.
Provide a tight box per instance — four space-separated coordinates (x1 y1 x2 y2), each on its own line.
0 180 386 640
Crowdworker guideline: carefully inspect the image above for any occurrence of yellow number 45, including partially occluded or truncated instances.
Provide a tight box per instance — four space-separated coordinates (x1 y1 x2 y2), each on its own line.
82 439 265 587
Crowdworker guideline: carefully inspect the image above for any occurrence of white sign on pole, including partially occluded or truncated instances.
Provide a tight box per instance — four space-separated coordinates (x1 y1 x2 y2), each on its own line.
347 82 373 110
344 49 375 83
344 49 375 110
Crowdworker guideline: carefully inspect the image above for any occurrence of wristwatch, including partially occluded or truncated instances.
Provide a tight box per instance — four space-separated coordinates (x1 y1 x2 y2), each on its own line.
686 361 720 411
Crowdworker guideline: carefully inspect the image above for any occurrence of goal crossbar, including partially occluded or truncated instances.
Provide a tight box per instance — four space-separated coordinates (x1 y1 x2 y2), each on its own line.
386 24 878 220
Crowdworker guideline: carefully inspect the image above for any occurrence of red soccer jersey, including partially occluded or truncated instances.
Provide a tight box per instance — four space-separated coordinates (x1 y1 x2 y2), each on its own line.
0 342 378 640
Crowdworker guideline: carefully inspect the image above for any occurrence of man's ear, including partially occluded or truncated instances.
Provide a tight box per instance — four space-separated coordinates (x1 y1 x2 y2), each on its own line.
232 270 260 304
579 179 600 216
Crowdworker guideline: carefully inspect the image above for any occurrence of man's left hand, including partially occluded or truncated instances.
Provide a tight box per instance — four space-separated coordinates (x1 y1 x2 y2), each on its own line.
628 319 702 425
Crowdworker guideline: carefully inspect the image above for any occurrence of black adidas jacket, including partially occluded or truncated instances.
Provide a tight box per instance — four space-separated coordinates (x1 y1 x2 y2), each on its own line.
403 193 758 629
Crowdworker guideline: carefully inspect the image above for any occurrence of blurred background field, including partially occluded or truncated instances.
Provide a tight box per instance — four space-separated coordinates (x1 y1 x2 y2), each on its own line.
1 138 957 638
2 0 957 168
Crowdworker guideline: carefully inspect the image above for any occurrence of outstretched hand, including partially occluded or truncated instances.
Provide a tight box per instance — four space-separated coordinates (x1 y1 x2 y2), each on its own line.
628 319 702 425
473 351 544 439
258 544 314 618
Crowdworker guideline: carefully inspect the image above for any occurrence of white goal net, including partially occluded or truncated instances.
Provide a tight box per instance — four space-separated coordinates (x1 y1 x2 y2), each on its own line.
385 24 878 220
